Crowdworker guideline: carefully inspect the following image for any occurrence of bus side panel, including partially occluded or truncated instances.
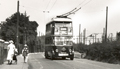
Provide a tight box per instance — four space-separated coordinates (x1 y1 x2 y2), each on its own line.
45 46 55 57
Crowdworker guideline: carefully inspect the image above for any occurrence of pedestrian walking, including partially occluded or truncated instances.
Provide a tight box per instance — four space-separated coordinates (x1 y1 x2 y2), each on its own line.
22 44 29 63
13 48 18 64
6 40 16 65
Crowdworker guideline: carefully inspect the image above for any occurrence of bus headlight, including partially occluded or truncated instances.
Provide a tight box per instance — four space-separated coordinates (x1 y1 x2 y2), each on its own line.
55 28 58 32
69 49 74 53
56 49 58 52
72 50 74 53
68 28 72 32
69 49 72 52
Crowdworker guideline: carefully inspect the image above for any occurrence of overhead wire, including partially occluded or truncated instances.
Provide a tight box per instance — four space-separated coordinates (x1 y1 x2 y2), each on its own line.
19 0 92 17
46 0 91 14
17 0 92 13
44 0 52 12
19 0 44 13
60 0 92 17
81 0 92 7
49 0 57 12
19 5 43 13
43 0 58 22
43 0 53 23
76 0 87 8
59 0 86 17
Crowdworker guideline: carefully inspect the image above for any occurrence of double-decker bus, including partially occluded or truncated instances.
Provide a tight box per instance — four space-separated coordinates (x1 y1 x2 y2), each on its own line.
45 16 74 60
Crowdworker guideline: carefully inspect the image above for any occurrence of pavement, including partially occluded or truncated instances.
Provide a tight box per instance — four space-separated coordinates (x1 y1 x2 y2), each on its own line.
0 52 82 69
74 51 82 58
0 54 28 69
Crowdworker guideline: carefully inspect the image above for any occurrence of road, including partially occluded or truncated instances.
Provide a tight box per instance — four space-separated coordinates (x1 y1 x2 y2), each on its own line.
28 52 120 69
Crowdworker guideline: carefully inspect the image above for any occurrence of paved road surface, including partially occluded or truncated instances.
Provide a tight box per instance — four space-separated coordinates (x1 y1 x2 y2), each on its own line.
28 52 120 69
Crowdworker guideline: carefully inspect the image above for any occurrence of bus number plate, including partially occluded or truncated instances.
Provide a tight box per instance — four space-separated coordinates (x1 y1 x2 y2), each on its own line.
58 52 68 56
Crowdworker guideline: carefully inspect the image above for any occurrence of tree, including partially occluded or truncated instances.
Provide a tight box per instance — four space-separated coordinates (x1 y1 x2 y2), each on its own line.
0 12 38 52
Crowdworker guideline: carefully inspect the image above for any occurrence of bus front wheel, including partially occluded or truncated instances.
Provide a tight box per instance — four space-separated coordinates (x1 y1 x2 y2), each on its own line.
70 55 74 60
45 51 49 59
70 57 74 60
51 51 55 60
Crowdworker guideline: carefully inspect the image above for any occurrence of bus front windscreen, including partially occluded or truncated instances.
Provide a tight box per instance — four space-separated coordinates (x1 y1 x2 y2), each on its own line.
55 36 73 46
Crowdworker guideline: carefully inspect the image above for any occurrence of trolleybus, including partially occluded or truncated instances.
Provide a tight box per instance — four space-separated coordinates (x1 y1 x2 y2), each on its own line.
45 16 74 60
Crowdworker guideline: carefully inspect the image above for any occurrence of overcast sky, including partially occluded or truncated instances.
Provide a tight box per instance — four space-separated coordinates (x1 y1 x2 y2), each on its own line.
0 0 120 37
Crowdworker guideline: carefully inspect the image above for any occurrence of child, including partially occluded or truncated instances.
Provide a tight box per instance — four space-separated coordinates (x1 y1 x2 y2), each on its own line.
13 48 18 64
22 44 29 63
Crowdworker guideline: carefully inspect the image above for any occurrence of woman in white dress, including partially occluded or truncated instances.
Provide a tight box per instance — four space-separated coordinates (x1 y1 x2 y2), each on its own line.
6 40 15 64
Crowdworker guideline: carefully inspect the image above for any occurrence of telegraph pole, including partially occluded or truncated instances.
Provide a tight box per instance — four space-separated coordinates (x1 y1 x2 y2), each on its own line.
94 33 98 43
16 0 19 51
80 33 82 43
105 6 108 42
79 24 81 44
83 28 86 44
24 11 27 44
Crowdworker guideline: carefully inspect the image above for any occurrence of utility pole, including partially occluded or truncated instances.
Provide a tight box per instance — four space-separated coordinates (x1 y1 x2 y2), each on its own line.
105 6 108 42
39 32 40 51
79 24 81 44
24 27 26 44
83 29 86 44
80 33 82 43
94 33 98 43
93 35 94 43
16 0 19 52
24 11 27 45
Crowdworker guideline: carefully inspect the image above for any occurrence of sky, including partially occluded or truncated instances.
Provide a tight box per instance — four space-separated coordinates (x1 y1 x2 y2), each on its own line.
0 0 120 38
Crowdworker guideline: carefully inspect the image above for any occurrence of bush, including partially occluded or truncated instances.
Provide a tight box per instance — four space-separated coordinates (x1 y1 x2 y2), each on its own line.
75 41 120 64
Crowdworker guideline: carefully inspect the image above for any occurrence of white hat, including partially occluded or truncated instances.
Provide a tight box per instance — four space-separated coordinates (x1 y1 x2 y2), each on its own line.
9 40 13 43
24 44 27 46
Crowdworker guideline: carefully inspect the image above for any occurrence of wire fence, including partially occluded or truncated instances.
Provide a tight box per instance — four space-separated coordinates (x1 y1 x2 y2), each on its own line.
73 36 116 45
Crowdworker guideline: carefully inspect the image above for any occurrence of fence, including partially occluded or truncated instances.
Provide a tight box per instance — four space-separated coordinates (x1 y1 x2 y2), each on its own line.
0 40 9 65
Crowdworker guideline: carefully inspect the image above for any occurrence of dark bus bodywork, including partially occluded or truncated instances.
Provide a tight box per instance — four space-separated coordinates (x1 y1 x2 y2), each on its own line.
45 17 74 60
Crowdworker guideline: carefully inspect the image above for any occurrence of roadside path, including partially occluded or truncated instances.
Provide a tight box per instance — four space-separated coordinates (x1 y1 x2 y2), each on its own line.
0 54 28 69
